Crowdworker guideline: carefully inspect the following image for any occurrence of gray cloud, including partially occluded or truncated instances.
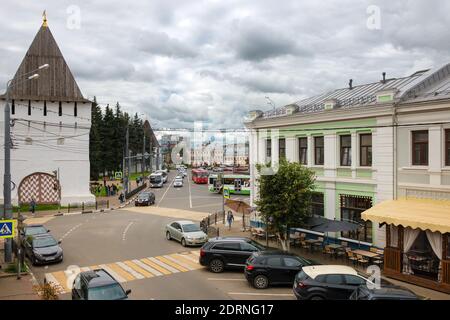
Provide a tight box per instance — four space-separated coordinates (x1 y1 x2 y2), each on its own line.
1 0 450 131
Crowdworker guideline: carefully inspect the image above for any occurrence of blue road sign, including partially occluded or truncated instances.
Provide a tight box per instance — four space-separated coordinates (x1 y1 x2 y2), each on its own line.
0 220 16 239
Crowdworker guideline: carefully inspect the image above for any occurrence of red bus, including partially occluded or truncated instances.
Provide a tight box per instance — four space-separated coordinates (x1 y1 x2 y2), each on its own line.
192 169 209 184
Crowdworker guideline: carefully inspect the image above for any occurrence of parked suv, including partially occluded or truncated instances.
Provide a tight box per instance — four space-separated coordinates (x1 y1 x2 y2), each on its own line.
72 269 131 300
293 265 375 300
349 284 421 300
134 192 155 206
199 237 267 273
245 251 316 289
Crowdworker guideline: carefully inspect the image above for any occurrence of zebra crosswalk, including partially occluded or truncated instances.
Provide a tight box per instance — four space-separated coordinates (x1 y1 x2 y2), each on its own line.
44 250 201 294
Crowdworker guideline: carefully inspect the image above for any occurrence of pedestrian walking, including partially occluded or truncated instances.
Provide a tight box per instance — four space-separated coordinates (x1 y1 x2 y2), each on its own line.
29 198 36 216
226 210 234 230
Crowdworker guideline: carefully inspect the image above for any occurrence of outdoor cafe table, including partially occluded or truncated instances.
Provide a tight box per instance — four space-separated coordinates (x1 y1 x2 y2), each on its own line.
352 249 380 262
304 239 322 251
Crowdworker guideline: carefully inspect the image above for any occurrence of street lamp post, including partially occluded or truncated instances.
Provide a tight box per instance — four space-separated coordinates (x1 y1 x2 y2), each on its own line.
3 64 48 263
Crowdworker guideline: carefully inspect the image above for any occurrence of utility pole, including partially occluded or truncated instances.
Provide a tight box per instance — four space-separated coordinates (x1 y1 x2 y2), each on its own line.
142 133 146 176
149 139 153 173
123 127 129 194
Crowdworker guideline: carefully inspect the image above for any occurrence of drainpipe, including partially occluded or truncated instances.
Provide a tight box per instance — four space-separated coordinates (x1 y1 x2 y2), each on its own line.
392 102 399 200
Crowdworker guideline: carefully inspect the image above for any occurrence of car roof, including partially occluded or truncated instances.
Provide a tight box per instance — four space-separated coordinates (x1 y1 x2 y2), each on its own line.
81 269 119 288
254 250 298 257
173 220 195 225
208 237 251 242
31 233 56 240
302 265 357 278
24 224 45 228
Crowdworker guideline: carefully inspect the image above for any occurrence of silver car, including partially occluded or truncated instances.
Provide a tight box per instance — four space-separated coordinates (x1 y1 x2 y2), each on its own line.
165 220 208 247
173 178 183 188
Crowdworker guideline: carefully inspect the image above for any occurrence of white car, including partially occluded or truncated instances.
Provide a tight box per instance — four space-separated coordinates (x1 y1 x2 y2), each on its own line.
165 220 208 246
173 178 183 188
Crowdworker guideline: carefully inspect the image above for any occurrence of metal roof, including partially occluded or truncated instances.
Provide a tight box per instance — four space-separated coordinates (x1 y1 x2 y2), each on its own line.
257 63 450 120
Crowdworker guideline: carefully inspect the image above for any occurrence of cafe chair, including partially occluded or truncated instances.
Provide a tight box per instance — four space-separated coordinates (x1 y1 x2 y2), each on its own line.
346 250 358 266
357 254 369 267
323 246 335 259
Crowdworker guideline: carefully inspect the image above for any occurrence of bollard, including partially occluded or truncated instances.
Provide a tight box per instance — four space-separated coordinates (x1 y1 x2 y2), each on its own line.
107 200 110 209
82 202 85 212
217 227 220 237
68 203 70 213
95 200 98 210
215 213 217 225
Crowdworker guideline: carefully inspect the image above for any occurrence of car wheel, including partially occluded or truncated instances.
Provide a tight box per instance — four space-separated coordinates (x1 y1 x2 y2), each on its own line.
166 231 171 240
310 295 324 300
209 259 224 273
181 238 187 247
32 257 38 266
253 275 269 289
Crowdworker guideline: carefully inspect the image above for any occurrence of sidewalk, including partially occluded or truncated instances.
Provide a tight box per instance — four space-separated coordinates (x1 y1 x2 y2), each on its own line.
215 220 450 300
0 274 39 300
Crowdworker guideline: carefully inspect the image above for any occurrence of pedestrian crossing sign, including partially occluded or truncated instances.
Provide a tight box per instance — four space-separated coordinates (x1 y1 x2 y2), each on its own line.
0 220 16 239
223 186 230 199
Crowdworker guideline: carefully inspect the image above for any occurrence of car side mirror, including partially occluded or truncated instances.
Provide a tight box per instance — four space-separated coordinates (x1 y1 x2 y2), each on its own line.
126 289 131 296
47 230 51 232
58 240 62 244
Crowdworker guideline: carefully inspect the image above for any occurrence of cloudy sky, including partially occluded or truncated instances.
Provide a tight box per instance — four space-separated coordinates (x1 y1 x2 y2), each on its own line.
1 0 449 130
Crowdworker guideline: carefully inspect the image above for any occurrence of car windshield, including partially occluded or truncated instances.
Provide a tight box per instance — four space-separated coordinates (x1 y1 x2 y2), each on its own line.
33 237 57 248
150 176 161 183
182 224 201 232
247 240 266 251
138 194 149 199
25 226 47 236
88 284 127 300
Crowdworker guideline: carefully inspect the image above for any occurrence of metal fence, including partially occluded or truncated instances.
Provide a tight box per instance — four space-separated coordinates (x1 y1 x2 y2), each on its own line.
200 211 225 237
66 199 109 213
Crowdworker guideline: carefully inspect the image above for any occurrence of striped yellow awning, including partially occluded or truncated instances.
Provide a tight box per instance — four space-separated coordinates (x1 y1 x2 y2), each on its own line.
362 198 450 234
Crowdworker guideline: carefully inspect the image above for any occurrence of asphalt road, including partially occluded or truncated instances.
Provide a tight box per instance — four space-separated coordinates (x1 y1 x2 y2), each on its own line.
28 170 295 300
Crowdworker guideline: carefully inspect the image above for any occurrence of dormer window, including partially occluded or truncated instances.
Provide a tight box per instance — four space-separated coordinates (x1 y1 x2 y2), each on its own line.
376 89 397 103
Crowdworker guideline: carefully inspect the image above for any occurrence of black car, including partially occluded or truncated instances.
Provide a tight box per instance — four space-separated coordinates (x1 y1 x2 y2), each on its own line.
72 269 131 300
24 234 63 265
135 192 155 206
199 237 268 273
20 224 50 245
244 251 316 289
349 284 421 300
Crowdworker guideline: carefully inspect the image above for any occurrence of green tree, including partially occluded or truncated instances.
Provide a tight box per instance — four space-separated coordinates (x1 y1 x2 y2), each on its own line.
256 159 316 251
89 97 103 180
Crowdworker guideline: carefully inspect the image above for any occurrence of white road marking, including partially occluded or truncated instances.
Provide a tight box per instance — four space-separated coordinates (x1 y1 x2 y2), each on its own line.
174 253 198 263
122 221 134 241
148 257 179 273
45 273 64 293
157 176 176 207
228 292 295 297
188 172 193 208
116 262 144 279
132 259 163 276
99 264 126 283
59 223 83 241
163 255 195 270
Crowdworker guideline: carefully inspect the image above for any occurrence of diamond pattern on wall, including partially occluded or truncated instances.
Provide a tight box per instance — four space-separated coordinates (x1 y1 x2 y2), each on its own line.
18 172 60 204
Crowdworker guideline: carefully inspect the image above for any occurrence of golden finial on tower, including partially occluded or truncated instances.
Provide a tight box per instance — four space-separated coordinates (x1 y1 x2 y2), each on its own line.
42 10 48 27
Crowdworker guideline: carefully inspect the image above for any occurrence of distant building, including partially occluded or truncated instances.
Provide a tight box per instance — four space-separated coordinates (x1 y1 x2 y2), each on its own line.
0 15 94 205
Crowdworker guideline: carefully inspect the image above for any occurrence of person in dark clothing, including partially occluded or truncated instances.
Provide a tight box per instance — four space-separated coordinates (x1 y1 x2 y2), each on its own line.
226 211 234 230
29 198 37 216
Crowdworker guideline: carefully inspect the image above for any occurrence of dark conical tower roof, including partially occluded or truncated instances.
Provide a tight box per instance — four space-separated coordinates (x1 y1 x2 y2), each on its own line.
2 16 89 102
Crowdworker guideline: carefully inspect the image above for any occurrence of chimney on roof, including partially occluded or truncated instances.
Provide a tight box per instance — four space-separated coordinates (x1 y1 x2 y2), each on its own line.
349 79 353 90
382 72 386 84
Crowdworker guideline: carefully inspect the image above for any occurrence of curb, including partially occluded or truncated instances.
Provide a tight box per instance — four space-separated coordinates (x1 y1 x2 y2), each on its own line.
48 193 144 218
